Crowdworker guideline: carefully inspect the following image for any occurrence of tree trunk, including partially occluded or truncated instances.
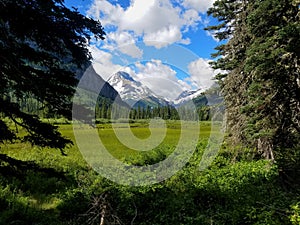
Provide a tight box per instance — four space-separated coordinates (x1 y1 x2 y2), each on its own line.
257 137 274 161
100 205 106 225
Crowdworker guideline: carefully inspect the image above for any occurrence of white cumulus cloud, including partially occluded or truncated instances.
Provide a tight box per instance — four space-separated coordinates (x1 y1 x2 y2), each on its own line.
182 0 215 13
144 26 183 49
90 46 122 80
187 58 217 90
88 0 124 27
106 31 143 58
120 0 181 34
87 0 213 53
128 60 191 100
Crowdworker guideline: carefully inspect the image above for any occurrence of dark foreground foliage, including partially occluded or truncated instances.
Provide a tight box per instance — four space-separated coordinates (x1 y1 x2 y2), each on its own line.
0 138 299 225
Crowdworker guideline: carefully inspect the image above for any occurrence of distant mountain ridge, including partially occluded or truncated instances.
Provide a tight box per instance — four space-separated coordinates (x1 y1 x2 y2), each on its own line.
79 68 208 109
173 89 203 106
107 71 169 108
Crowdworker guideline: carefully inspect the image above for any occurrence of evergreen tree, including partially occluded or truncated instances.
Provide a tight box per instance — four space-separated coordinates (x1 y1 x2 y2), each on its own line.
0 0 105 150
206 0 300 162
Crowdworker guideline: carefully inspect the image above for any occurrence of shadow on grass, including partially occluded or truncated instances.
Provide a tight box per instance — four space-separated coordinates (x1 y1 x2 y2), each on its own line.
108 161 299 225
0 154 77 194
0 154 80 225
1 153 299 225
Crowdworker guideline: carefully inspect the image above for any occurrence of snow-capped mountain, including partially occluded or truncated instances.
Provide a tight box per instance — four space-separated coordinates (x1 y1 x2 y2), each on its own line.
173 89 204 106
107 71 169 108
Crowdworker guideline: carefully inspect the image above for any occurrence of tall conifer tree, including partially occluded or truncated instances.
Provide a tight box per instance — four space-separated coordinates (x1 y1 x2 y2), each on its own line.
206 0 300 164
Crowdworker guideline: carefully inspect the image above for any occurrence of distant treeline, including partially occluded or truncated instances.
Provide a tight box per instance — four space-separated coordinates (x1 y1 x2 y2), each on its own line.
95 95 211 121
11 92 212 121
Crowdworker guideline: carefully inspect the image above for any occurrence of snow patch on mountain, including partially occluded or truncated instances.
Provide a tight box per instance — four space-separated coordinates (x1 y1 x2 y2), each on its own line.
107 71 206 108
173 89 203 106
107 71 169 107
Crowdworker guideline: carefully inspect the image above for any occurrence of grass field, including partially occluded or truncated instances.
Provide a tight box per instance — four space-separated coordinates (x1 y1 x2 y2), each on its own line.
0 121 212 222
0 120 214 172
0 121 299 225
94 120 212 163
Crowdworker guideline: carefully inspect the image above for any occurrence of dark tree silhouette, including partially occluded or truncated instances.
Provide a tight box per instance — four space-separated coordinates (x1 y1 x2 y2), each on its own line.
0 0 105 151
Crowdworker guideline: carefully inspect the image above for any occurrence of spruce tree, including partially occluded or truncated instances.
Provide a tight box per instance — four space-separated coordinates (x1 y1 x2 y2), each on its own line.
206 0 300 163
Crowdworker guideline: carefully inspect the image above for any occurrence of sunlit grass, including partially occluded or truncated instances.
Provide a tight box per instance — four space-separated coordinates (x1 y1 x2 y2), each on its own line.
1 121 216 169
0 121 215 220
1 121 291 225
92 120 213 164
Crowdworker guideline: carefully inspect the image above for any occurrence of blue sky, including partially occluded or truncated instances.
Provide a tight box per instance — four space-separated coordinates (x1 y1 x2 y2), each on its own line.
64 0 220 100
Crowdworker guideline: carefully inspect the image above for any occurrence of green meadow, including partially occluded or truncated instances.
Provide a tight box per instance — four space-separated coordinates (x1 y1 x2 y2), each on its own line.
0 121 299 224
96 120 212 163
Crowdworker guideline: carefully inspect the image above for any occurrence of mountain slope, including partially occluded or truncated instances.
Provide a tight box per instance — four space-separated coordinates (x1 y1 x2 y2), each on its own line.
173 89 204 106
107 71 169 108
